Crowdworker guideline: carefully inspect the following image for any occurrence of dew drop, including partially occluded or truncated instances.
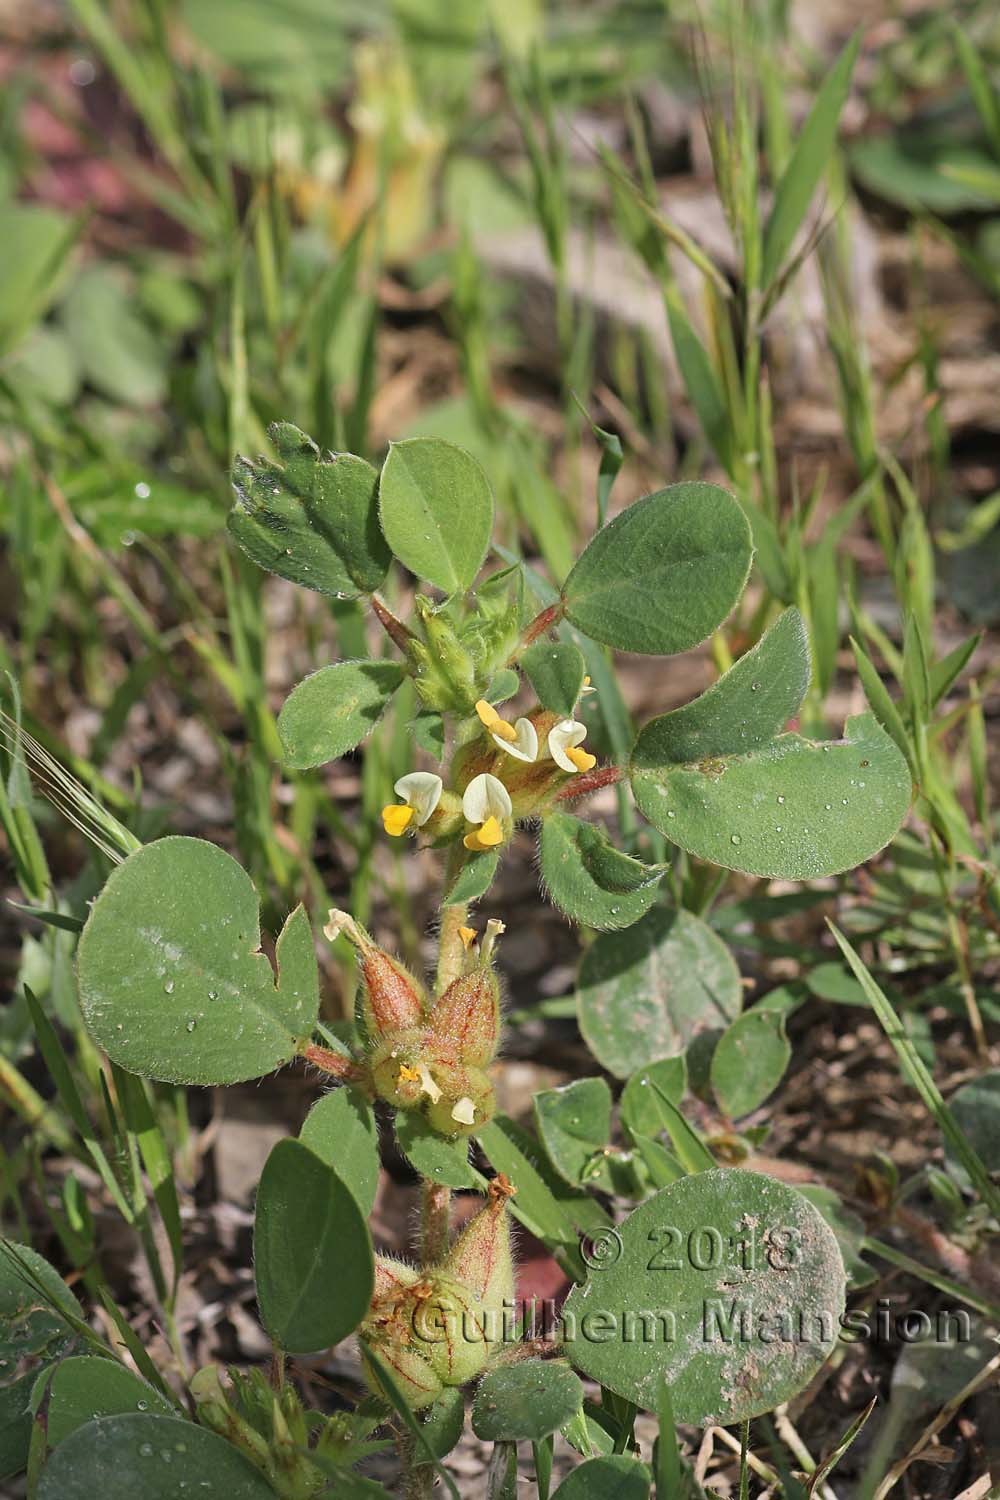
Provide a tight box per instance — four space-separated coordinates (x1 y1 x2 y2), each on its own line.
136 1400 148 1411
750 681 760 691
776 795 785 805
842 798 848 805
164 980 174 995
824 803 832 811
139 1444 154 1457
666 809 676 819
207 990 218 1001
134 481 151 500
730 833 741 845
186 1019 197 1033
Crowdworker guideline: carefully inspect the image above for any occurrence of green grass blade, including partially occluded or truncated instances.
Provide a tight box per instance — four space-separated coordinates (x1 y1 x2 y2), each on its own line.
648 1084 715 1174
24 988 134 1223
112 1064 184 1301
863 1237 1000 1321
762 32 860 288
850 637 916 774
358 1341 460 1500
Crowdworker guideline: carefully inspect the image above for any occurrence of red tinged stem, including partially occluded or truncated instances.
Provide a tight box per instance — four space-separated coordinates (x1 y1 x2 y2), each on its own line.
301 1043 362 1082
519 602 564 650
371 594 416 653
553 765 623 801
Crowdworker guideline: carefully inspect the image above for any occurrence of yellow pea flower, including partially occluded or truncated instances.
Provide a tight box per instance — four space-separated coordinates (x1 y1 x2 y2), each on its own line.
475 699 538 762
548 719 597 774
462 773 512 852
381 771 443 837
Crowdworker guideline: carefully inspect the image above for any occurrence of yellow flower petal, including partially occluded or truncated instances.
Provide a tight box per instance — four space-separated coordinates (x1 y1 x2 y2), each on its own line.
566 746 597 773
382 803 415 836
458 925 477 949
475 698 516 742
398 1064 421 1082
477 815 504 847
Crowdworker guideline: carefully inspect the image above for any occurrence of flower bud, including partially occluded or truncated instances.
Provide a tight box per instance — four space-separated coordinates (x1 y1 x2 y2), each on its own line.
414 1176 516 1382
373 1253 421 1302
190 1365 272 1467
414 1275 491 1387
427 919 503 1067
441 1174 516 1312
362 1331 446 1412
325 909 426 1042
407 596 478 712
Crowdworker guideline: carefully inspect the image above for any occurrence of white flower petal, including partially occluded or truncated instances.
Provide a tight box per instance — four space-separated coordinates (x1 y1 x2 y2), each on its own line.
451 1096 476 1125
492 717 538 763
394 772 443 826
462 773 512 824
548 719 588 773
416 1063 442 1104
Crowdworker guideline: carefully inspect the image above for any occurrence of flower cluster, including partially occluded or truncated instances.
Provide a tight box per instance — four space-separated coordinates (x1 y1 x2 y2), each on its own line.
361 1176 516 1409
381 687 597 854
324 909 504 1136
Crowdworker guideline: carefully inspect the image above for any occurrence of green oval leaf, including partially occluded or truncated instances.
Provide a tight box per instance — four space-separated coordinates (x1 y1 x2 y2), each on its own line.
944 1070 1000 1192
632 608 809 767
0 1242 82 1364
413 1388 466 1464
561 1170 845 1423
798 1187 876 1291
36 1413 276 1500
551 1456 650 1499
577 907 742 1078
278 659 403 769
63 267 166 408
0 1242 81 1479
378 438 494 593
299 1087 380 1214
561 483 752 655
520 641 586 716
540 813 663 932
534 1078 613 1187
443 849 500 908
78 838 318 1086
632 711 912 879
32 1358 174 1451
229 423 389 597
254 1138 374 1354
472 1360 583 1442
710 1010 791 1118
396 1112 477 1188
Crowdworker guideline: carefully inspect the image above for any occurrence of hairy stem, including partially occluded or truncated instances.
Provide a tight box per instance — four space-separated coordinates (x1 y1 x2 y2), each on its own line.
420 1181 451 1267
436 902 469 993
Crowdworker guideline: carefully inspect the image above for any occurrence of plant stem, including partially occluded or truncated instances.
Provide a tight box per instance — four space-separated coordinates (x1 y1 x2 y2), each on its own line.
420 1181 451 1267
436 902 469 993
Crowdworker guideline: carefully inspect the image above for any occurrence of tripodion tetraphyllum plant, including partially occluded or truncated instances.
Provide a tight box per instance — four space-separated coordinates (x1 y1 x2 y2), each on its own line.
16 425 916 1498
